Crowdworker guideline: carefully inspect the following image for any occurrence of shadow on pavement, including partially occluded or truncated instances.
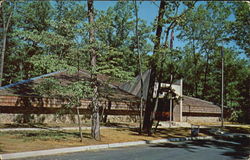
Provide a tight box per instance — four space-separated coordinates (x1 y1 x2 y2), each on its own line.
150 139 250 160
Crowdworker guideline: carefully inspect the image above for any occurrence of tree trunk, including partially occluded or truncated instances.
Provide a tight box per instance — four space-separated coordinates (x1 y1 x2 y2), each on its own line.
102 100 111 123
87 0 100 141
76 107 83 142
0 32 7 87
142 0 166 134
0 6 13 86
134 0 144 134
203 50 209 98
192 37 198 97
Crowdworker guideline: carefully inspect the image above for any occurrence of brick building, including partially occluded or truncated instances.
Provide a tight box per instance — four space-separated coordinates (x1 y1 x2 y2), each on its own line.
0 69 222 124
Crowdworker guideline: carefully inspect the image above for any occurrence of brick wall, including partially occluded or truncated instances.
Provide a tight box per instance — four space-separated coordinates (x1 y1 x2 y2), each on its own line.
0 95 142 123
183 116 220 123
0 95 141 113
0 95 224 124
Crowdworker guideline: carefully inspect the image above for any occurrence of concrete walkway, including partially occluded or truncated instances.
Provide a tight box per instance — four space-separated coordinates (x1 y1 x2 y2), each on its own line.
0 125 140 132
1 123 248 132
0 127 105 132
1 124 249 159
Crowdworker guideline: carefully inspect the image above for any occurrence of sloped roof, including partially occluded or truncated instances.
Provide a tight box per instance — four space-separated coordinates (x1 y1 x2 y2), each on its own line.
119 70 151 100
182 95 220 110
119 69 183 100
0 70 139 102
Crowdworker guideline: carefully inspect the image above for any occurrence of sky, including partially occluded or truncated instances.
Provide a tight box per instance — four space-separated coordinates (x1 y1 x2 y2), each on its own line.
94 1 159 25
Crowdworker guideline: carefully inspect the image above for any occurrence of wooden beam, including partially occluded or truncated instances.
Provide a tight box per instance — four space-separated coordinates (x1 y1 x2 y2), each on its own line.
183 112 221 117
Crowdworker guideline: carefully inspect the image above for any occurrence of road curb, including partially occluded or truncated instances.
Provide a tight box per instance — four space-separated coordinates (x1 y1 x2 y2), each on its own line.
1 136 214 160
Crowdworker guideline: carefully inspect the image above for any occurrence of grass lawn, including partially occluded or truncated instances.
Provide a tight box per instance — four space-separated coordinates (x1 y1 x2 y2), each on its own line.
0 127 210 154
0 122 249 154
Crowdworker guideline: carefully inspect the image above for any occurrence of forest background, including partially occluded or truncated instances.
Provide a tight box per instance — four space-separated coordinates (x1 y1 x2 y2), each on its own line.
0 1 249 125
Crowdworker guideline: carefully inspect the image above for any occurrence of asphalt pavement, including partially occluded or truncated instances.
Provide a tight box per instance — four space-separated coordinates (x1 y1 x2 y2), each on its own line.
19 139 250 160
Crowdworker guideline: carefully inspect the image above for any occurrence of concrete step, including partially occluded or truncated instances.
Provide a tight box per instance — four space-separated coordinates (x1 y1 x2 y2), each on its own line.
158 121 192 128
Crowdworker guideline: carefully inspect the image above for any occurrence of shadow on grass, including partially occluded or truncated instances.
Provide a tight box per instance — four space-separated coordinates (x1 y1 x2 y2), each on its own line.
123 127 200 138
1 123 68 129
0 144 3 153
10 130 88 140
150 139 250 160
3 122 94 139
2 123 43 128
5 127 92 141
103 122 132 128
224 126 250 134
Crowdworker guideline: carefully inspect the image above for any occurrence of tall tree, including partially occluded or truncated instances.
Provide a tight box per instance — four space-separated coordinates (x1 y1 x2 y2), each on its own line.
87 0 100 140
142 0 166 134
143 1 195 134
177 2 231 100
230 2 250 56
12 1 52 79
133 0 144 133
0 1 14 86
95 2 151 78
177 5 206 97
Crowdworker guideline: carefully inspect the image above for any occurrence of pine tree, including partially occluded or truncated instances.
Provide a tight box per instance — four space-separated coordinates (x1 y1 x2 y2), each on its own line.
87 0 100 141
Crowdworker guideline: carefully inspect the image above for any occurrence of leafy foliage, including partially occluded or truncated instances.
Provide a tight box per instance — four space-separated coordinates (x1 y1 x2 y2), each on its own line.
229 2 250 56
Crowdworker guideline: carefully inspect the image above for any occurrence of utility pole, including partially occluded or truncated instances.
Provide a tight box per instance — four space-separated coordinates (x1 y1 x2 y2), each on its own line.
221 47 224 128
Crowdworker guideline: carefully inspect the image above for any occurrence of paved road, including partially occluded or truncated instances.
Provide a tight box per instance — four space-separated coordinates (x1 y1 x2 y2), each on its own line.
21 139 250 160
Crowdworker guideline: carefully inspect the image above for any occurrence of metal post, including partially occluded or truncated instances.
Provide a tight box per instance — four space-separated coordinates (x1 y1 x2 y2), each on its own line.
169 98 172 128
169 97 173 127
169 74 173 127
180 79 183 122
221 47 224 128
